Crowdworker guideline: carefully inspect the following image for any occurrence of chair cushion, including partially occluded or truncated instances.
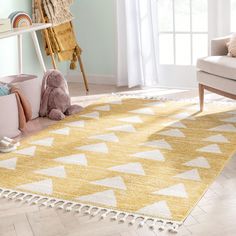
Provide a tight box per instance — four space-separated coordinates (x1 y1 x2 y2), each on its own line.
197 56 236 81
197 71 236 95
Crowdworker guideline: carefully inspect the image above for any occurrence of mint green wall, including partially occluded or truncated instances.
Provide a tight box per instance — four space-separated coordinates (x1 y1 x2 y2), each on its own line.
0 0 66 78
71 0 116 77
0 0 116 79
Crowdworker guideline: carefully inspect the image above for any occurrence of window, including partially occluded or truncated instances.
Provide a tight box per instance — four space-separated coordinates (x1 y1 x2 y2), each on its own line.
158 0 208 65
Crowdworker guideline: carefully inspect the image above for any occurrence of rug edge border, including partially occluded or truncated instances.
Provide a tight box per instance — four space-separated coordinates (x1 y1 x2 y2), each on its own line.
0 186 182 232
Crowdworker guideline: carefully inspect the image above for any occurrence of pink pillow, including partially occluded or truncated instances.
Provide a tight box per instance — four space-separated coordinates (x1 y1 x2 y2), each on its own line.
227 33 236 57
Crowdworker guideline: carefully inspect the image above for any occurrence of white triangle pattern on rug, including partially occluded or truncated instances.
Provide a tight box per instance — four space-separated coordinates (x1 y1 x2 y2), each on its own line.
51 127 70 135
108 162 145 176
91 176 127 190
80 112 100 120
31 137 54 147
65 121 85 128
159 129 185 138
197 144 222 154
203 134 229 143
137 201 172 219
89 133 119 143
173 112 195 120
117 116 143 124
108 100 122 105
174 169 201 181
131 150 165 162
34 166 66 178
0 157 17 170
77 190 117 207
93 105 111 112
153 183 188 198
165 121 187 129
221 116 236 123
183 157 210 169
54 154 87 166
14 146 36 157
129 108 155 115
107 124 136 133
17 179 53 195
145 101 166 107
141 139 172 150
209 124 236 132
76 143 109 153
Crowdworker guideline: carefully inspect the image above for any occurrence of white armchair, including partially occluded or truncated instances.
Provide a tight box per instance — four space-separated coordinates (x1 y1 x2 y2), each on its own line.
197 36 236 111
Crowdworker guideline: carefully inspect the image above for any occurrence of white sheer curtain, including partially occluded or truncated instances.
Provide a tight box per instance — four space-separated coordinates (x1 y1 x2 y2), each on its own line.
116 0 159 88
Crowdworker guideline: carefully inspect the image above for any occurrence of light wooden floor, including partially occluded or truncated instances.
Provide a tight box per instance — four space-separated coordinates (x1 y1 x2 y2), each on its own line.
1 83 236 236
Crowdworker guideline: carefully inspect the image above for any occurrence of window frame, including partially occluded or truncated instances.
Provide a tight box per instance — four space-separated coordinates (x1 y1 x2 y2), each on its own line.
158 0 209 66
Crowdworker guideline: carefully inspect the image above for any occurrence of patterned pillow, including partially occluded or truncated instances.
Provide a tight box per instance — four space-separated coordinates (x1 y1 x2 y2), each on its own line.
227 33 236 57
0 84 10 96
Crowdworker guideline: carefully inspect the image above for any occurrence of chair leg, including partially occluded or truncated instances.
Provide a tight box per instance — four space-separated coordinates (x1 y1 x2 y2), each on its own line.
199 84 204 112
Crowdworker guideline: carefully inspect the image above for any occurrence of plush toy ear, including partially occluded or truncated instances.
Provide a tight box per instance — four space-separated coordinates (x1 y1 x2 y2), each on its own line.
41 70 54 95
39 88 52 117
64 80 69 95
39 70 56 117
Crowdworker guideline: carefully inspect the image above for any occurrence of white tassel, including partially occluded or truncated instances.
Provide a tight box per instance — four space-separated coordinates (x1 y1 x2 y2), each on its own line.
159 221 167 231
9 192 18 200
66 204 75 212
37 198 47 206
119 214 127 223
41 199 50 207
84 207 91 215
15 194 25 201
91 208 100 217
18 196 26 201
58 202 67 210
2 191 11 199
169 224 179 233
139 218 147 228
1 191 9 198
149 220 157 230
48 200 57 208
100 211 108 219
75 205 83 213
23 195 33 202
31 197 40 205
129 218 136 225
111 212 119 221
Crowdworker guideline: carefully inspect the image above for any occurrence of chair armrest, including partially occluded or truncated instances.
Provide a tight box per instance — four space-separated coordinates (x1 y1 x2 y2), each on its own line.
211 36 231 56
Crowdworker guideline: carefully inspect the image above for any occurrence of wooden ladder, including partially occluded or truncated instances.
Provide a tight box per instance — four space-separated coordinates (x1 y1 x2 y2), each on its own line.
35 0 89 93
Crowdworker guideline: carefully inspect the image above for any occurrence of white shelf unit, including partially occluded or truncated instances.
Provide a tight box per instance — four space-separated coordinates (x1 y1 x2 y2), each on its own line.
0 23 52 74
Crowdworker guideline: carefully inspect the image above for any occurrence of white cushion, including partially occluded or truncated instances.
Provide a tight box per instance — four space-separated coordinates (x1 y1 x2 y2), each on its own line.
197 56 236 81
197 71 236 95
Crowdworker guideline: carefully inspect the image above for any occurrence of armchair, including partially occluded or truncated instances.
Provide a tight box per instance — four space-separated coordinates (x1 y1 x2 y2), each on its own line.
197 36 236 111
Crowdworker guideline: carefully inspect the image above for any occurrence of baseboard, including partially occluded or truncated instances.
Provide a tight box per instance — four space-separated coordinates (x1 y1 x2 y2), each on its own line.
66 73 198 89
66 73 116 85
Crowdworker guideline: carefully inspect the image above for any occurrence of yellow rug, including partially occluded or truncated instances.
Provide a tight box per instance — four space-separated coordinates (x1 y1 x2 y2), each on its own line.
1 97 236 230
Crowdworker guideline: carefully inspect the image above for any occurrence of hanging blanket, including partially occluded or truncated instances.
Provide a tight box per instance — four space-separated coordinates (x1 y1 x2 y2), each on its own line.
32 0 83 69
32 0 74 26
10 86 32 130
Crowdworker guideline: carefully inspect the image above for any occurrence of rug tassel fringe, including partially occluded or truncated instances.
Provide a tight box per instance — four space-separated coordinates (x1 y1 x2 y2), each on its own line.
113 92 236 105
0 188 181 233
